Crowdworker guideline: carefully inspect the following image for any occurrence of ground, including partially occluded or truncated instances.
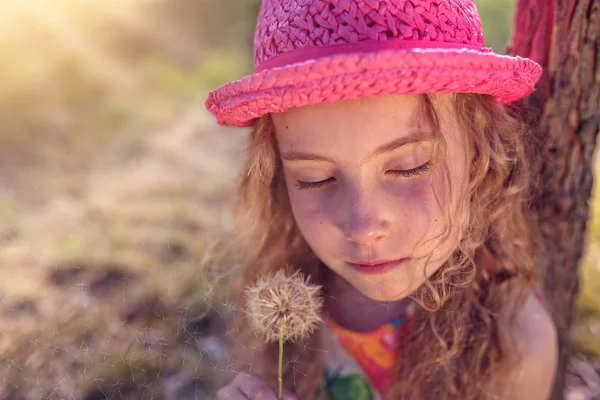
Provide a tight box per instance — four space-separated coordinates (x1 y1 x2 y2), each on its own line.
0 108 248 399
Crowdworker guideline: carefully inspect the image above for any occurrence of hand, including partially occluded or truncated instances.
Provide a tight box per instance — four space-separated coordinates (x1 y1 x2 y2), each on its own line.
216 372 296 400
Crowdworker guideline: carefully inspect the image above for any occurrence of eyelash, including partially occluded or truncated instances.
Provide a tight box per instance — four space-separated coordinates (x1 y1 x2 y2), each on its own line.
294 177 335 190
386 162 431 178
294 162 431 190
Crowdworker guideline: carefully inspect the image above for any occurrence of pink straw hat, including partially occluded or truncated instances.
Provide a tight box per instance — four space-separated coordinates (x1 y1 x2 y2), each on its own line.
205 0 542 127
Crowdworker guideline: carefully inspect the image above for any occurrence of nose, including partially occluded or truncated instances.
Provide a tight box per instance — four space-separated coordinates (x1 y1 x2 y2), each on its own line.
344 217 390 244
342 194 391 245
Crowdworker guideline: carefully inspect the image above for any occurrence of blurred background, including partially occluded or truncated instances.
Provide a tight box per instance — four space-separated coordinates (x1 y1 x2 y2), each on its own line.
0 0 598 399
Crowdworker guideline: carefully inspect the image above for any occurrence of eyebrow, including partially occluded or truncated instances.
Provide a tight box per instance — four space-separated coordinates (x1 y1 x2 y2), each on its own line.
280 132 433 163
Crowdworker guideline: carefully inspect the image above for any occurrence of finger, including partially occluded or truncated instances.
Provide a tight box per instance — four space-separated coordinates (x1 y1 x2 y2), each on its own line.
247 388 278 400
243 382 278 400
236 374 278 400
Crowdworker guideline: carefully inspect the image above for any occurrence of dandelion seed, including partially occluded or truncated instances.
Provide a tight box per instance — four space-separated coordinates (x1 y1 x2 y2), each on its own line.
245 269 323 344
245 269 323 400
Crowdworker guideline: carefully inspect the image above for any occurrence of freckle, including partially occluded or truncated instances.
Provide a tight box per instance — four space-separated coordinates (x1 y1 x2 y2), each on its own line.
286 125 289 129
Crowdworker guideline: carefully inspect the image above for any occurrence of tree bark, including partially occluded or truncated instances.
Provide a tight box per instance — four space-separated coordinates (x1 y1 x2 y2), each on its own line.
508 0 600 399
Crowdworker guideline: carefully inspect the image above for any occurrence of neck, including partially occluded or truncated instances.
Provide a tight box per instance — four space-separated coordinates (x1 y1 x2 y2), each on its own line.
323 268 410 332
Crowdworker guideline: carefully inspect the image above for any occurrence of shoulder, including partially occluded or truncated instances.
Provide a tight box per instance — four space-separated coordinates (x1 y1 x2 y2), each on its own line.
507 290 558 400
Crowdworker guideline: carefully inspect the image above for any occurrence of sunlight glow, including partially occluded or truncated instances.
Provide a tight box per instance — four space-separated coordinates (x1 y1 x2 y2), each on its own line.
0 0 169 94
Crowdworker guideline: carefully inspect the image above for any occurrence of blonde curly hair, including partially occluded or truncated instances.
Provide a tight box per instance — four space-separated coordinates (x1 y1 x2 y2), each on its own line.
224 93 536 400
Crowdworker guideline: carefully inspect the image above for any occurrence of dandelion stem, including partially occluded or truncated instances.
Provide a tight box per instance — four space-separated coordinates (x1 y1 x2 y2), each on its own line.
278 317 284 400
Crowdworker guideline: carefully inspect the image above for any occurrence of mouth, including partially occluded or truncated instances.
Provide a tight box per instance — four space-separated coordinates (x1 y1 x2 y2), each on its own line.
345 258 408 275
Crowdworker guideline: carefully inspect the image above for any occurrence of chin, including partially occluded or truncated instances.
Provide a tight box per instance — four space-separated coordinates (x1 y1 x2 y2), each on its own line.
352 275 419 302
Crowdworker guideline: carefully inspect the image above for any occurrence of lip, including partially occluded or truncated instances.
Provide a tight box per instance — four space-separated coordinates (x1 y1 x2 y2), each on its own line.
345 258 408 275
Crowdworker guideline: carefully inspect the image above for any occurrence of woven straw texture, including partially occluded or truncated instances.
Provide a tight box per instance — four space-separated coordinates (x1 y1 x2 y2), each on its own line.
255 0 483 68
205 0 542 127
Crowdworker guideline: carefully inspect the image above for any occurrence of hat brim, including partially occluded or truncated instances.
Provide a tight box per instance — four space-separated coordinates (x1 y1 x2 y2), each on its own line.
205 48 542 127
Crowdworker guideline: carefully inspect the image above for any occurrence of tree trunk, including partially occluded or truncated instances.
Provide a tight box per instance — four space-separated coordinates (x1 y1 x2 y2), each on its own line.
508 1 600 399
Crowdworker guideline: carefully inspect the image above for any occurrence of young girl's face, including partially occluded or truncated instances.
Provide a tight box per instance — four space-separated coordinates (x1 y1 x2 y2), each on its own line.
272 94 470 302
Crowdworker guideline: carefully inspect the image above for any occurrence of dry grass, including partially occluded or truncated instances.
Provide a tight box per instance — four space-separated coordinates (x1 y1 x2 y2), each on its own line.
0 104 247 397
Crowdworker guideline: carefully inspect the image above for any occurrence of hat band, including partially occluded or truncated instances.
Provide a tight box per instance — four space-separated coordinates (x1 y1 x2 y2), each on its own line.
255 39 492 73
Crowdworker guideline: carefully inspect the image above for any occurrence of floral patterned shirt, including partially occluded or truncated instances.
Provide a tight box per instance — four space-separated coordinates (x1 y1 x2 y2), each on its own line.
319 307 414 400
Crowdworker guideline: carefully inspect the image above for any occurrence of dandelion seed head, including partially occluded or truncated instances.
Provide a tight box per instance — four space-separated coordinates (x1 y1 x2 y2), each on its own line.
245 269 323 344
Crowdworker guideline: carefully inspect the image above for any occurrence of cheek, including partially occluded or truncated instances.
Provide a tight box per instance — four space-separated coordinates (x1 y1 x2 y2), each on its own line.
285 183 337 245
415 167 467 255
399 178 433 204
388 175 454 258
389 175 442 219
401 180 445 237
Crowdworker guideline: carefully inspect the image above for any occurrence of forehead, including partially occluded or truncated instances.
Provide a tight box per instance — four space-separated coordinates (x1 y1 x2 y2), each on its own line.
271 95 442 155
272 94 425 136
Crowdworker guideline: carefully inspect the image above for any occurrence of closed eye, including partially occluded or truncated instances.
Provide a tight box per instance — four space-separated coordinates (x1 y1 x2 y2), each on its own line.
294 162 429 190
386 162 430 178
294 177 336 190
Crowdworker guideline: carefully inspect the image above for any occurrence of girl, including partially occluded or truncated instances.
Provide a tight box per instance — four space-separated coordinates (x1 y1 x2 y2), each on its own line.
206 0 558 399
